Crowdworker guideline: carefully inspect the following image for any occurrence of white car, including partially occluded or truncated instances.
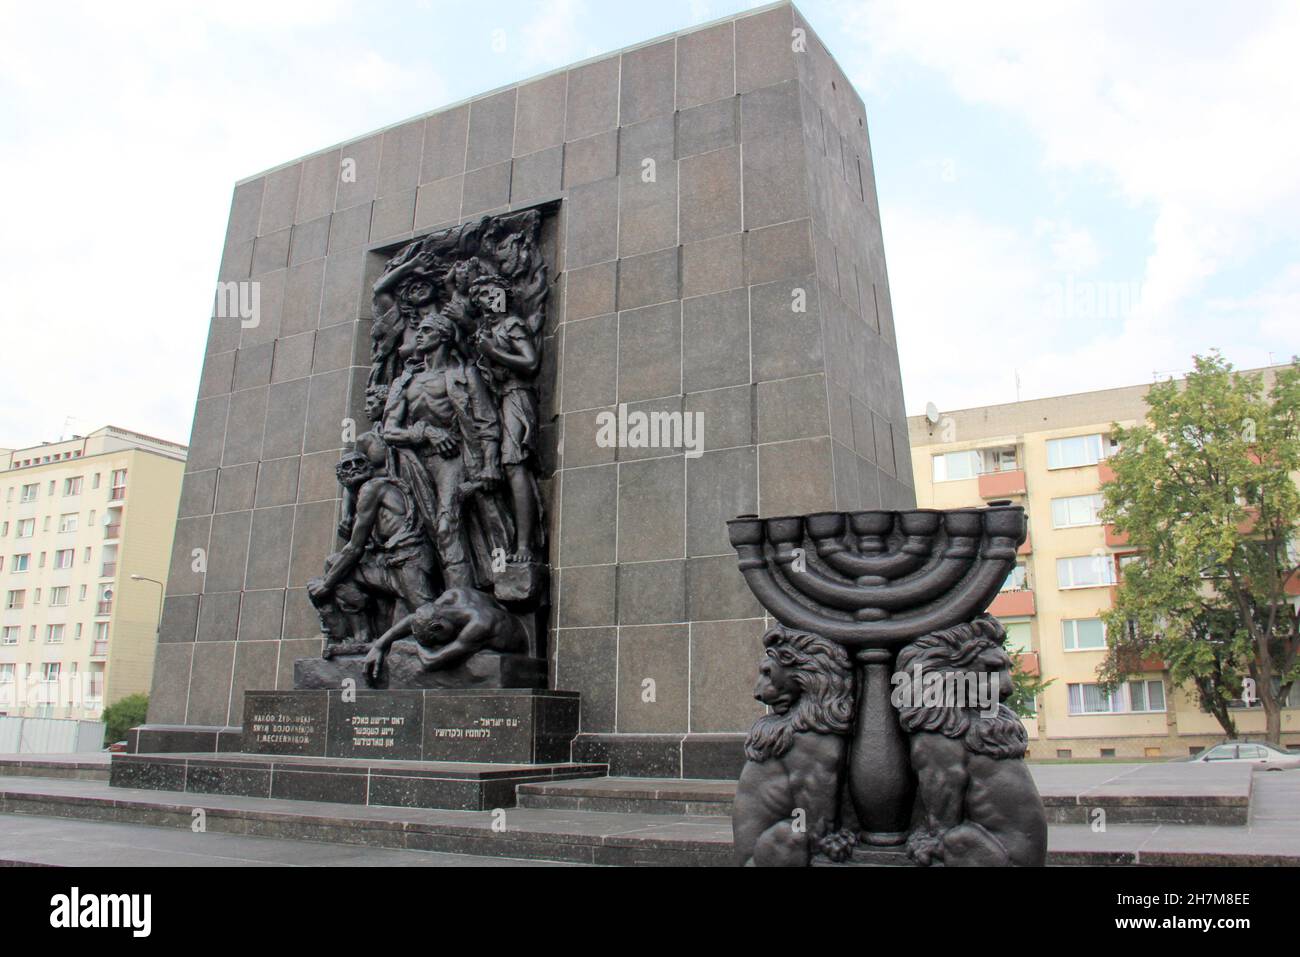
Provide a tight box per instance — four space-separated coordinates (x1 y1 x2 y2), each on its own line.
1189 741 1300 770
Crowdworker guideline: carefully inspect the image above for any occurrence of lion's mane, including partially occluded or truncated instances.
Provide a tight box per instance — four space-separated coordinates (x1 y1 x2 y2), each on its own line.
894 615 1028 760
744 627 855 762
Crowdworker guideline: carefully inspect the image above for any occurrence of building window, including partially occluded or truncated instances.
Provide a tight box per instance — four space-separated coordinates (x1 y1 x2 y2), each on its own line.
1057 555 1117 589
53 549 75 570
1051 493 1104 528
63 476 84 496
1063 618 1107 650
0 664 13 707
92 473 101 489
57 513 79 533
0 521 7 535
15 518 34 539
1002 620 1033 654
1 627 18 645
1047 434 1112 470
1000 564 1029 591
12 554 30 573
1067 680 1165 714
49 586 69 607
40 662 61 683
109 469 128 500
5 590 23 610
20 484 37 503
45 624 65 644
83 547 92 564
931 446 1018 483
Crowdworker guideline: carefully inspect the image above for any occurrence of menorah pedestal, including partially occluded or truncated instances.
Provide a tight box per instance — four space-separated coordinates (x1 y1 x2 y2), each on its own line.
848 648 915 846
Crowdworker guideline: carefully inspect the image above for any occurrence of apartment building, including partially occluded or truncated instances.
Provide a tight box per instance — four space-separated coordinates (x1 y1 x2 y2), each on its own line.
908 367 1299 759
0 427 185 721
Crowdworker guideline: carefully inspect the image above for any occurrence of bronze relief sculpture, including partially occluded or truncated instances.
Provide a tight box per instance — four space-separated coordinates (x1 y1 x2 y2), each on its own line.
728 508 1049 866
304 208 550 690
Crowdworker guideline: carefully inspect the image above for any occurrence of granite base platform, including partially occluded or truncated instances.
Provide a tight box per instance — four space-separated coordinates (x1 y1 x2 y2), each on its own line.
243 688 578 764
108 752 606 811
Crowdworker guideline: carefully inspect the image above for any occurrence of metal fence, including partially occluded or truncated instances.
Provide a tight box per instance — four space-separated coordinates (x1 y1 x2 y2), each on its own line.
0 716 105 753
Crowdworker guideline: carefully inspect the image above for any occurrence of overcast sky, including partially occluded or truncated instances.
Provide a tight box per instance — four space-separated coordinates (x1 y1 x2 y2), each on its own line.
1 0 1297 449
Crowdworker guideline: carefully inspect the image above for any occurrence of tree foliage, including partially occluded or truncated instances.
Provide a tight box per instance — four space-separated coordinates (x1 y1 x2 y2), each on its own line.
1099 354 1300 743
101 693 149 746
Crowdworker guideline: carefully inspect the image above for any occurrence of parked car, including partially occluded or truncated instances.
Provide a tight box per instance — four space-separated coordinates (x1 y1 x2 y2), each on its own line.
1186 741 1300 770
104 740 128 753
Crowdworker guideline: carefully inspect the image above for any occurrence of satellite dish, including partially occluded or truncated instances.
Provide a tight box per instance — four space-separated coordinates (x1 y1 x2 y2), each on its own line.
925 401 941 425
101 513 112 526
102 587 114 601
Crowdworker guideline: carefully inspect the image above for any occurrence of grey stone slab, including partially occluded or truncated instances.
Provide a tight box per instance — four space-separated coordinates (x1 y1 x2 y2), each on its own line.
199 591 240 643
684 384 753 452
370 188 416 241
514 72 567 156
296 450 341 505
147 644 193 721
735 5 797 94
421 104 469 184
289 500 339 587
615 395 685 462
617 456 685 562
757 373 830 443
297 149 340 223
564 177 618 268
745 218 814 285
741 132 809 229
159 594 200 645
254 456 300 509
681 287 749 394
232 342 274 393
617 247 678 310
263 377 310 460
226 178 264 245
187 642 236 725
281 258 325 337
620 38 675 126
686 554 763 622
553 627 616 732
303 369 350 454
872 409 895 477
758 435 836 516
238 590 286 643
563 262 616 323
215 463 257 514
239 268 285 348
740 78 803 142
199 349 235 399
677 97 739 158
676 21 734 109
414 176 462 231
271 331 315 384
617 301 680 403
556 563 615 627
312 321 356 374
166 515 211 596
565 56 619 141
679 145 741 244
179 469 218 519
557 464 616 566
749 276 822 381
617 150 678 258
377 119 424 198
832 440 861 510
222 387 268 466
206 510 253 594
686 446 757 558
289 215 331 266
335 134 381 209
186 394 230 473
510 147 563 206
328 202 373 254
252 228 291 275
689 618 765 732
616 624 688 733
559 314 616 412
245 505 295 590
259 164 301 235
617 559 686 625
680 233 744 299
563 130 617 189
466 89 516 171
560 408 615 469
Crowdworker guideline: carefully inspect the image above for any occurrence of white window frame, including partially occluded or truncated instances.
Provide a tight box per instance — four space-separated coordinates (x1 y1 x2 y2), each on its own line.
1057 554 1117 589
1051 493 1104 528
1062 618 1107 651
1047 434 1110 470
1068 679 1165 715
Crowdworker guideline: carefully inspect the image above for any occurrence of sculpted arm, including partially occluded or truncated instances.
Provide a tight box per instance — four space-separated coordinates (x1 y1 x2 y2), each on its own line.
317 484 380 592
416 616 488 671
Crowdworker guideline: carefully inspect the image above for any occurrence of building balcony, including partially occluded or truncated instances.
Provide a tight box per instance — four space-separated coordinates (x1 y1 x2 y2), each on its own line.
989 589 1036 617
1116 649 1166 672
1098 462 1116 484
1015 651 1040 677
1104 524 1130 547
104 523 121 540
100 561 117 577
109 487 126 501
96 601 113 616
1018 532 1032 556
91 641 108 658
978 469 1027 499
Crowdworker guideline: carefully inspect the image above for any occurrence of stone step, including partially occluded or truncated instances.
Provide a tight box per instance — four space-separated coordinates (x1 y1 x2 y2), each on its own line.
111 751 608 812
516 776 735 815
0 775 732 866
0 754 111 782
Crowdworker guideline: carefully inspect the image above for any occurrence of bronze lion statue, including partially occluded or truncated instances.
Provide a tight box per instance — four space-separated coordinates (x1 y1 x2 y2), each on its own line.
895 615 1047 867
733 626 857 866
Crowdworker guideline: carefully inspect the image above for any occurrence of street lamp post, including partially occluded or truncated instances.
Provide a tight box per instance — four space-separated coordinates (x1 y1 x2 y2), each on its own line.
129 574 165 637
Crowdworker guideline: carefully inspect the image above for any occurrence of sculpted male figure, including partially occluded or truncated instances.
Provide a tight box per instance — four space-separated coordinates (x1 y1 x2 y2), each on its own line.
361 586 528 683
307 451 435 653
338 384 390 539
383 313 503 589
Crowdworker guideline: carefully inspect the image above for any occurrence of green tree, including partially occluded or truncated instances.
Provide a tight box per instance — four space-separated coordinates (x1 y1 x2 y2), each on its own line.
1007 655 1052 719
1099 354 1300 744
101 693 149 746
